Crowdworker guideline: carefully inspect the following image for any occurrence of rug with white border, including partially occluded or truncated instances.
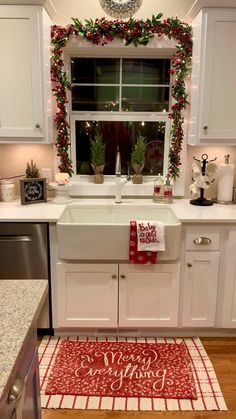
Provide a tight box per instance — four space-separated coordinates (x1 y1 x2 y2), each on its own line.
39 336 227 411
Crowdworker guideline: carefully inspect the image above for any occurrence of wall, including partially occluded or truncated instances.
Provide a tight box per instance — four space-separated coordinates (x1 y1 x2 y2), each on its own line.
0 144 54 196
1 0 235 198
50 0 194 25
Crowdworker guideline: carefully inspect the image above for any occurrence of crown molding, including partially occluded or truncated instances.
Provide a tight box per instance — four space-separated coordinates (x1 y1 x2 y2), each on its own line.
187 0 236 19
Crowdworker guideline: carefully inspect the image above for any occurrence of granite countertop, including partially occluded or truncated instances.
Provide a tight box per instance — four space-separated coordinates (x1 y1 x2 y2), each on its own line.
0 280 48 403
0 197 236 223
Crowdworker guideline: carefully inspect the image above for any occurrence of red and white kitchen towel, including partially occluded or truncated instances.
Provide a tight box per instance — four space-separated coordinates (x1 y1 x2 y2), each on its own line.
129 220 165 264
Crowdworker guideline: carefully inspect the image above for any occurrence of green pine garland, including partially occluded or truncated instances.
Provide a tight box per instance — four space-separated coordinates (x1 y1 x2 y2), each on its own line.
51 14 192 179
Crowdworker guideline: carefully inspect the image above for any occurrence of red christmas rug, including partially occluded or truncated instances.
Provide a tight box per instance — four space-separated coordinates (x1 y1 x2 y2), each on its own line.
39 337 227 411
45 340 196 399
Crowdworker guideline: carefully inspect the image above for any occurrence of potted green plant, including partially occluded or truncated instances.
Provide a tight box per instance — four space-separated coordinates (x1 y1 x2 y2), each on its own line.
20 160 47 205
90 131 106 184
131 134 147 184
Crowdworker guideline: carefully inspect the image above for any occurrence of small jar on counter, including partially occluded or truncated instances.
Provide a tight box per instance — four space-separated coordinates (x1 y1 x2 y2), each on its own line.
163 174 173 203
153 173 164 203
0 180 16 202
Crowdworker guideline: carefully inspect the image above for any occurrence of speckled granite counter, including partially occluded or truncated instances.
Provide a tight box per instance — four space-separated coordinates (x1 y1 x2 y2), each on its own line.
0 280 48 403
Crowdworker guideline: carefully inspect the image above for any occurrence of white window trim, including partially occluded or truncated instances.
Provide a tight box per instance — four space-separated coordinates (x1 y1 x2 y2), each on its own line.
63 37 186 197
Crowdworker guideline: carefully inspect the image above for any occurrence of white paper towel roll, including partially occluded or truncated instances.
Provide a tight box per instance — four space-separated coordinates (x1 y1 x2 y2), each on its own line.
217 163 234 202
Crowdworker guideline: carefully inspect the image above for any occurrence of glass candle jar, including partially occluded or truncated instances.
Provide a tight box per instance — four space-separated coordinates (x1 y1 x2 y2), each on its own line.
0 180 16 202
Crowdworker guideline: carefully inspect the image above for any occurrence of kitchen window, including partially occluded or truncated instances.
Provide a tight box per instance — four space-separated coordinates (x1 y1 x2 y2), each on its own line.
70 57 172 177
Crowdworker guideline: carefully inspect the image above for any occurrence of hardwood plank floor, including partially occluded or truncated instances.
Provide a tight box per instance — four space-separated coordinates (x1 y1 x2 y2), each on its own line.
41 337 236 419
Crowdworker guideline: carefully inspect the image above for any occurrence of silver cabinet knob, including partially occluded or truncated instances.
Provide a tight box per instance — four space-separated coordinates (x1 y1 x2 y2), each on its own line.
203 125 208 130
8 376 24 404
35 123 41 129
120 274 126 279
112 274 116 279
187 263 192 267
193 237 212 245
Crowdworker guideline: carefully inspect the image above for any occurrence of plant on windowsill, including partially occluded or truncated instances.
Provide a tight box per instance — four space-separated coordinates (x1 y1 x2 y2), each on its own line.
131 134 147 184
90 131 106 184
20 160 47 205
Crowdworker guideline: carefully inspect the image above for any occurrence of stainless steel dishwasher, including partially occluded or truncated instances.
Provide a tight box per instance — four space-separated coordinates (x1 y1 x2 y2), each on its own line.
0 222 52 330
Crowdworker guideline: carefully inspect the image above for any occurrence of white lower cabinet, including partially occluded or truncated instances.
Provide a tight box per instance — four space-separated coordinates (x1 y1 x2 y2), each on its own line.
51 224 236 333
55 262 180 329
56 263 118 328
119 263 180 327
222 231 236 328
182 251 219 327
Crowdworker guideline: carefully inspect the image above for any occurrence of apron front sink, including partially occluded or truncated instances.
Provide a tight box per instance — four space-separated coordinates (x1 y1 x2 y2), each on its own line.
57 204 181 261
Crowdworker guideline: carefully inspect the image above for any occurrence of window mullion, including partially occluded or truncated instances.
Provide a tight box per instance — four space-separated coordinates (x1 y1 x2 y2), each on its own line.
119 58 122 112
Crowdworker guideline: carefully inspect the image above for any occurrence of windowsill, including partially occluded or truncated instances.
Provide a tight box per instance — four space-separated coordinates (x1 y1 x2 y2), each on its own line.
69 176 184 197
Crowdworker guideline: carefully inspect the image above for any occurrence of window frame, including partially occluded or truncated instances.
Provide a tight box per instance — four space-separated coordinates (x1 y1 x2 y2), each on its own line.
63 40 186 196
70 113 171 178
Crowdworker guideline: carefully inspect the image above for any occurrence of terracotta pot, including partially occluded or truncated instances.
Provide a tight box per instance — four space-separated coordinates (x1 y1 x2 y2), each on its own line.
132 163 144 184
91 164 104 184
132 173 143 184
94 173 104 184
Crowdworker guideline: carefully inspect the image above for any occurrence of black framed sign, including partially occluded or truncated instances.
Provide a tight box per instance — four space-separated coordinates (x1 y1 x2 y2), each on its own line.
20 178 47 205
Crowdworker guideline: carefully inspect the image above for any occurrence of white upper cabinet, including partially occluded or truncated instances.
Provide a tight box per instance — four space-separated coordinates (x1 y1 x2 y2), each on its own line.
0 5 52 143
188 8 236 145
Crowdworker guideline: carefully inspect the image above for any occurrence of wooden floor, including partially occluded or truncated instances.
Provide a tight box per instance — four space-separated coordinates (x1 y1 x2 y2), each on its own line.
41 337 236 419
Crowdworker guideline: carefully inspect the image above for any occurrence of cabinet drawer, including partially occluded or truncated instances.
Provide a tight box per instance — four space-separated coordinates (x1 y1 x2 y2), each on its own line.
185 230 220 250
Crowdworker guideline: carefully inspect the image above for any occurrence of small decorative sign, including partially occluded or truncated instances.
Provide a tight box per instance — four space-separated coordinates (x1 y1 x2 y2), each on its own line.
20 178 47 205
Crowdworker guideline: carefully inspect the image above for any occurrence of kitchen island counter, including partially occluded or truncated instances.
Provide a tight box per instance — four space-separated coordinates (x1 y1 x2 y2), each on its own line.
0 280 48 404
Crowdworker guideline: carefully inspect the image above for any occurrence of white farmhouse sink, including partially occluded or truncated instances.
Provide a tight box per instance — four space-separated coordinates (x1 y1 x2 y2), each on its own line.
57 204 181 261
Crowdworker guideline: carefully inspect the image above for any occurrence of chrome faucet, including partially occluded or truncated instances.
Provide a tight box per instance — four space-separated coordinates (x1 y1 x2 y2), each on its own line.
115 147 130 203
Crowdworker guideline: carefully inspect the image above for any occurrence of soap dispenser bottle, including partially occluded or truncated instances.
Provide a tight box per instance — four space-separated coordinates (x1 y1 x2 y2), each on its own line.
153 173 164 203
163 174 173 203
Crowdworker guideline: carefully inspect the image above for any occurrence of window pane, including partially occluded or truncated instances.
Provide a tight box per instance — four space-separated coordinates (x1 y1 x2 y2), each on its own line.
75 120 165 176
72 86 119 111
122 87 169 112
122 59 170 85
71 58 120 84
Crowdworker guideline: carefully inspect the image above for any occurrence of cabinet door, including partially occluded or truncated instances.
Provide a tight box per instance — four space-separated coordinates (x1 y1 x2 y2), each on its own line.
21 349 41 419
56 263 118 328
0 6 51 142
182 252 219 327
189 9 236 144
0 334 41 419
119 263 180 327
222 231 236 327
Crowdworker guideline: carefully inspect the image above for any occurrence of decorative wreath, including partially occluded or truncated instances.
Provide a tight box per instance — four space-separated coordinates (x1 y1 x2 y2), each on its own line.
51 14 192 179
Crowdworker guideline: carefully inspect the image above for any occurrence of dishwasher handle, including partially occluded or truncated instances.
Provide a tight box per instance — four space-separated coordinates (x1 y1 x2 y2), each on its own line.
0 235 32 242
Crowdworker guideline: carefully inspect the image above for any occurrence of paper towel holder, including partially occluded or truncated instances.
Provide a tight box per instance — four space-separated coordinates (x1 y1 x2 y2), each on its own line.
213 153 236 205
190 154 217 206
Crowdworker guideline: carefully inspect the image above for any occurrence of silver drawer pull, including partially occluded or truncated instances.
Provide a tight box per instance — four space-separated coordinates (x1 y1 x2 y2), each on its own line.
193 237 212 245
0 235 32 242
